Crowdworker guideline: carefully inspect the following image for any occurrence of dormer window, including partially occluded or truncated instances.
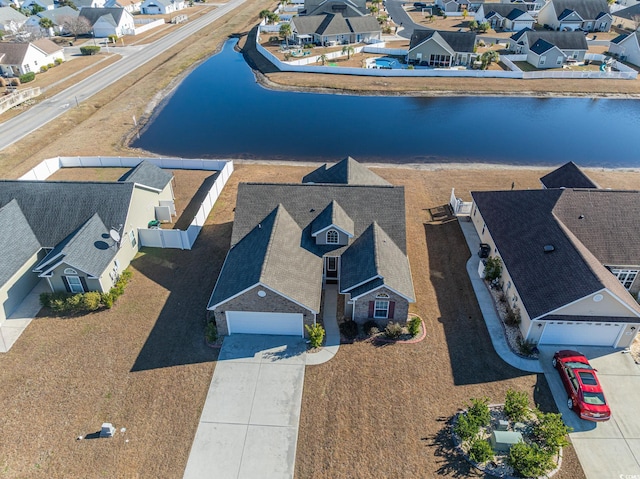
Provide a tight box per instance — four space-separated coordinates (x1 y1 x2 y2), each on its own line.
326 229 339 244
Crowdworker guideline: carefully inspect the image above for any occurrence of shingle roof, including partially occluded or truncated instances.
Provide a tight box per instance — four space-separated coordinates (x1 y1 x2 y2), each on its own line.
31 38 63 55
119 160 173 191
613 3 640 20
517 30 588 50
208 205 324 312
530 38 558 55
340 222 415 300
0 200 41 287
305 0 367 17
311 200 355 237
292 12 379 36
611 31 640 46
0 6 28 23
79 7 127 26
540 161 599 189
481 3 528 19
0 42 29 65
302 156 391 185
472 188 640 320
37 6 79 24
409 29 477 53
550 0 609 21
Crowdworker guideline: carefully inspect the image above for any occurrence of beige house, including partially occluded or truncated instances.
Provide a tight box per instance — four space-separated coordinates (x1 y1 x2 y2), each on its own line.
407 30 477 67
470 162 640 349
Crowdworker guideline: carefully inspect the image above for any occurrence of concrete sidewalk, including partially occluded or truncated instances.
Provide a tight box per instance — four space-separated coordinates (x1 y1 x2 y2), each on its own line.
306 283 340 366
458 220 543 373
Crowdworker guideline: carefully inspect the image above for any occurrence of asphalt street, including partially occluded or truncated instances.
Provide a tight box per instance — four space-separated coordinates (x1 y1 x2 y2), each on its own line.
385 0 430 38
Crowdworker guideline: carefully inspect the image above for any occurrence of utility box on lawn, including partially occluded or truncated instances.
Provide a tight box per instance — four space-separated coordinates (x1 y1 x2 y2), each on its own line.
490 430 522 452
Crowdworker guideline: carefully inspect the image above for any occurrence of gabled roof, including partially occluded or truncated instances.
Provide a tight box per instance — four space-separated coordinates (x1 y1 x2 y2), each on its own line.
550 0 609 21
409 29 476 53
0 39 61 66
31 0 55 7
514 30 588 50
0 6 28 23
79 7 128 26
311 200 355 237
304 0 367 17
0 200 41 287
37 6 79 23
118 160 173 191
292 12 379 36
472 188 640 320
302 156 391 185
481 3 529 20
340 222 415 301
613 3 640 20
31 38 63 55
530 38 559 55
207 205 324 312
540 161 599 189
611 31 640 46
510 26 532 42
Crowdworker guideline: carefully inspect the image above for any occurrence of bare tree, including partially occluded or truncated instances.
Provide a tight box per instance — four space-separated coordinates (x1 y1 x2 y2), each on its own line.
60 15 91 40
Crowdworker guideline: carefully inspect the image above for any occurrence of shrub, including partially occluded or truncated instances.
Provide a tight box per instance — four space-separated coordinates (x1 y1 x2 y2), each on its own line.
505 306 521 325
384 321 403 339
101 292 114 309
47 63 54 69
80 45 101 55
504 389 529 422
508 441 555 478
19 72 35 83
467 397 491 427
107 34 118 43
518 337 536 356
40 65 49 73
269 36 279 43
80 291 102 311
468 438 494 463
10 78 20 87
339 320 358 339
532 410 571 454
483 256 502 281
54 58 63 65
205 321 217 343
408 316 421 337
362 319 379 336
454 412 480 442
305 323 325 348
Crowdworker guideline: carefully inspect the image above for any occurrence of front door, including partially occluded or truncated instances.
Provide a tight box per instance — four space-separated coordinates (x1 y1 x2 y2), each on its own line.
325 257 338 283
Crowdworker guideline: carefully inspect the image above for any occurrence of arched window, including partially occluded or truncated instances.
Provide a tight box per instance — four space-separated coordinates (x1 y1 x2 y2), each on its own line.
376 293 389 299
63 268 77 275
326 230 339 244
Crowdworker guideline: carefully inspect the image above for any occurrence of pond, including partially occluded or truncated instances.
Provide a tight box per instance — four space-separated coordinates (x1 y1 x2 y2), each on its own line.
133 39 640 167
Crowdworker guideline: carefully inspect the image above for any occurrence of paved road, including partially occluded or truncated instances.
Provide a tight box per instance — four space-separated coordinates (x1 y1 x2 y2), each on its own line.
385 0 431 38
0 0 247 152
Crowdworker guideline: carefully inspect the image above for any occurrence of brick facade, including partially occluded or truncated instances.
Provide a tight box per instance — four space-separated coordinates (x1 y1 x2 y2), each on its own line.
352 288 409 326
212 285 316 336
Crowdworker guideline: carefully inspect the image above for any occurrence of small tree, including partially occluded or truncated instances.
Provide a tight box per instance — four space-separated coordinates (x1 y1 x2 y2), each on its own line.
508 442 555 477
57 0 78 9
318 53 328 65
468 438 494 463
484 256 502 281
468 19 478 31
532 410 571 454
305 323 325 348
454 412 480 441
467 397 491 427
341 45 355 60
477 21 490 33
504 389 529 422
369 4 379 13
39 17 54 31
279 22 291 47
259 9 271 21
60 15 91 40
267 12 279 24
480 50 500 69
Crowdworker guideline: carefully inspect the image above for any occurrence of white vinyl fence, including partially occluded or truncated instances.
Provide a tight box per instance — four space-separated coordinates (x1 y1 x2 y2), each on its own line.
19 156 234 250
134 19 165 35
0 87 41 115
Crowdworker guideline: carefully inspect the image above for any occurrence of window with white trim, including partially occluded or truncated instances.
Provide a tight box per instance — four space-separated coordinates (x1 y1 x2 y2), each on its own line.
67 276 84 293
374 300 389 318
64 268 78 275
326 229 338 244
540 56 546 65
129 230 137 247
611 269 638 290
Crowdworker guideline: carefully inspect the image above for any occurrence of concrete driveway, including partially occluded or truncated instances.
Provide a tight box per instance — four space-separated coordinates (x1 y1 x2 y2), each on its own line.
539 346 640 478
183 335 306 479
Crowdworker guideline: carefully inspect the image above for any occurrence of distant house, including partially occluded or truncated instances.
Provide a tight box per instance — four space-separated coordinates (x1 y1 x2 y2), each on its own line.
609 31 640 67
302 0 367 17
502 0 545 15
104 0 142 14
24 6 79 36
0 161 175 328
207 157 415 337
537 0 611 32
22 0 55 10
74 0 106 8
540 161 600 189
290 12 381 45
78 7 135 36
435 0 468 13
140 0 185 14
0 0 21 9
407 29 477 67
612 3 640 31
0 38 63 76
0 6 28 33
469 162 640 349
474 3 535 31
509 29 588 67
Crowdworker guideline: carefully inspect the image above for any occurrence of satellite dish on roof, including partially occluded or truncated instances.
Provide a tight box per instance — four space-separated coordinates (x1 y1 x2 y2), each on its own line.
110 229 121 243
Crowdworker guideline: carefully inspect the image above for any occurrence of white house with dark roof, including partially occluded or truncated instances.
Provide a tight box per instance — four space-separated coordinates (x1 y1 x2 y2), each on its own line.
0 38 63 76
302 0 367 17
609 31 640 67
537 0 611 32
207 157 415 337
509 29 588 67
474 3 535 31
78 6 134 36
407 29 477 67
0 161 175 327
140 0 185 15
291 12 380 45
469 162 640 349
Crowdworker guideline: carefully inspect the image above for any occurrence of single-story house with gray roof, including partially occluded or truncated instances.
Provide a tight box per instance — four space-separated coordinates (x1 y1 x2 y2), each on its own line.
140 0 185 15
207 157 415 337
0 6 28 34
474 4 535 31
609 31 640 68
408 29 477 67
290 12 380 45
78 6 134 37
302 0 367 17
537 0 611 32
509 29 588 67
469 162 640 348
0 161 175 328
25 6 79 36
0 38 63 77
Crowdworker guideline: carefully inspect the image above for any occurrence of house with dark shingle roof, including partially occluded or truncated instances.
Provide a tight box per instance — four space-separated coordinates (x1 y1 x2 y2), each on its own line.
24 7 80 36
469 163 640 349
509 29 588 67
474 4 535 31
540 161 600 189
537 0 611 32
609 31 640 68
0 161 175 326
407 29 477 67
291 12 380 45
207 157 415 337
0 38 63 77
78 7 135 37
302 0 367 17
612 3 640 31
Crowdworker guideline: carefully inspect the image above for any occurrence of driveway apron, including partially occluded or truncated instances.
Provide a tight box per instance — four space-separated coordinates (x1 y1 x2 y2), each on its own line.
183 335 306 479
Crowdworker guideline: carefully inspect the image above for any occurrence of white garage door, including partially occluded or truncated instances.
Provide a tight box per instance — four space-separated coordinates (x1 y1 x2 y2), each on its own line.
539 321 624 347
226 311 303 336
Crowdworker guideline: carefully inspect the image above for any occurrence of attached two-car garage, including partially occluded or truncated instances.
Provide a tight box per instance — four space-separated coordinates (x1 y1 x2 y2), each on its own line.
539 321 625 347
225 311 304 337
